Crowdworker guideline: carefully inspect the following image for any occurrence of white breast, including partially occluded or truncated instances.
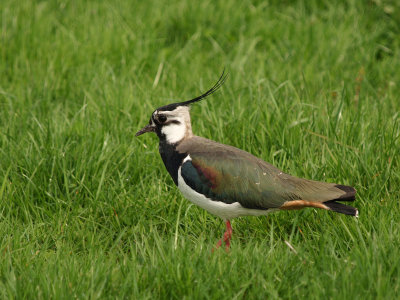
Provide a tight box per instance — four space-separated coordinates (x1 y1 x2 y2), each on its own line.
177 156 276 220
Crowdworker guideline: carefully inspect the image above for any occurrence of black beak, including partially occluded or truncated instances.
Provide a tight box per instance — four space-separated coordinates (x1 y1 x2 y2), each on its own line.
135 124 155 136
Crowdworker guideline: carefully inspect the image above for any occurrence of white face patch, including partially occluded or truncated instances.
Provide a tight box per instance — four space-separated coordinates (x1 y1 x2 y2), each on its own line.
157 106 192 144
161 120 186 144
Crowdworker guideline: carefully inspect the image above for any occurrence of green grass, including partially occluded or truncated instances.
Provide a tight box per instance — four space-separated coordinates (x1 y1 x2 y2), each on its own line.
1 0 400 298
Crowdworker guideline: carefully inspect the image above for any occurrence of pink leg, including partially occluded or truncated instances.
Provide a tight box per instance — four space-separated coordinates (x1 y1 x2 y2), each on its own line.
223 220 233 250
214 220 233 252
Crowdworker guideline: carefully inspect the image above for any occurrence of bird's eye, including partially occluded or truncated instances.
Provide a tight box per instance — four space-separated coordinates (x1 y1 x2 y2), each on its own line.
158 115 167 123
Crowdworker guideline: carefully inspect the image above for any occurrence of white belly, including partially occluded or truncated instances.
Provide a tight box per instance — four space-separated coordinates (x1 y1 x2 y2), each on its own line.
177 164 276 220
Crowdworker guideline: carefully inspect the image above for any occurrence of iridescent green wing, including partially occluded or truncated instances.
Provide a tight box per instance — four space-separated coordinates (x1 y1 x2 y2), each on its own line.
178 136 348 209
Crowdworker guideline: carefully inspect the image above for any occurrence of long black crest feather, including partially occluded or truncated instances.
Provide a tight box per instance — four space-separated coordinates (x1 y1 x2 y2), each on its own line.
179 69 228 106
157 69 228 112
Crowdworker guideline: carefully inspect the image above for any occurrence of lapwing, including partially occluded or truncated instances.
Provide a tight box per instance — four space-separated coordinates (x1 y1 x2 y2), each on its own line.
136 71 358 250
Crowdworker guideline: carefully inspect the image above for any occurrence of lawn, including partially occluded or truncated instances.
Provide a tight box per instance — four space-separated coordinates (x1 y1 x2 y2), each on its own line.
1 0 399 298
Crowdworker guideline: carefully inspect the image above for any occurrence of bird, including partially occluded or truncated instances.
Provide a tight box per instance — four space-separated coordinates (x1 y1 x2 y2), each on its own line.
136 71 358 251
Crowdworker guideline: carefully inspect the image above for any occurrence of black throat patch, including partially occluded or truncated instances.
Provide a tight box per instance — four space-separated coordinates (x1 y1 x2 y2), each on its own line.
158 140 187 185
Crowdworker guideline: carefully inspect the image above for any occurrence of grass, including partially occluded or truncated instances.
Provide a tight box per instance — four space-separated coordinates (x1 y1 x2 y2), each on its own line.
1 0 400 298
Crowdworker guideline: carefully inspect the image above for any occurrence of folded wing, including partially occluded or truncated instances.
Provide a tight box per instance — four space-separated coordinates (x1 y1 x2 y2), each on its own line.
178 136 355 211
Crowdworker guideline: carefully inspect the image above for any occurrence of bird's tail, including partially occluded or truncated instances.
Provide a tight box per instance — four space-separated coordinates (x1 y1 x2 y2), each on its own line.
324 201 358 217
324 184 358 217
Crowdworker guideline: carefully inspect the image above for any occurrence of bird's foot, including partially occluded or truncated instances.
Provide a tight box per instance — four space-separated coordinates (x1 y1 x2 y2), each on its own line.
212 220 232 252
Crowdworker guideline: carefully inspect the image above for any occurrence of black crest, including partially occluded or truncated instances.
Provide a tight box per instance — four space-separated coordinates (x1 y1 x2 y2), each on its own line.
157 69 228 112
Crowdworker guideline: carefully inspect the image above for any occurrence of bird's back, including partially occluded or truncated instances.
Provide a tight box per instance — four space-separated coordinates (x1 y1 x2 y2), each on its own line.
177 136 355 211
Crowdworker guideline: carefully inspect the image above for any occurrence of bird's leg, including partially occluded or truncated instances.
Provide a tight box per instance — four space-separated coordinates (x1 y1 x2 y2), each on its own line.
214 220 233 251
223 220 233 250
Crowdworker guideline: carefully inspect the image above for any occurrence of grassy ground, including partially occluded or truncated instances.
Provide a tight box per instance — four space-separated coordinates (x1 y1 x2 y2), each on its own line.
1 0 400 298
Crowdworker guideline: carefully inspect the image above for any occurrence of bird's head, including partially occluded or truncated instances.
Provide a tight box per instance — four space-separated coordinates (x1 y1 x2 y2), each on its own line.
136 70 227 145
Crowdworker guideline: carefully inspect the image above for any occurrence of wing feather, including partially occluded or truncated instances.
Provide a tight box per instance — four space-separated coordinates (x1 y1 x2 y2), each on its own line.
178 136 348 210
